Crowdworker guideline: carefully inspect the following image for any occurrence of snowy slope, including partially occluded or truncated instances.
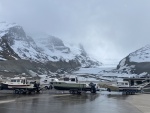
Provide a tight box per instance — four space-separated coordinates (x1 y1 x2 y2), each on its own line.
29 33 101 67
0 22 101 68
129 45 150 62
32 34 75 62
0 22 18 37
0 22 50 62
118 45 150 67
117 45 150 75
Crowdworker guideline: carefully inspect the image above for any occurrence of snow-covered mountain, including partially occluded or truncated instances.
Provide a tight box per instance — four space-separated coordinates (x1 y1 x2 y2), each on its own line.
117 45 150 76
30 33 101 67
0 22 101 76
0 22 48 61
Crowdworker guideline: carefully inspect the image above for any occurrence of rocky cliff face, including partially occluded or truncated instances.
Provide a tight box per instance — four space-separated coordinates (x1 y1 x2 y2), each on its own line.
0 22 101 76
117 45 150 76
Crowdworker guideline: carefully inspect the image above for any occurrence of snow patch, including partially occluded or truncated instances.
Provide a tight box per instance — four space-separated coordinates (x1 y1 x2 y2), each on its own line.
74 68 102 74
28 70 38 77
119 58 126 67
129 44 150 62
0 22 18 37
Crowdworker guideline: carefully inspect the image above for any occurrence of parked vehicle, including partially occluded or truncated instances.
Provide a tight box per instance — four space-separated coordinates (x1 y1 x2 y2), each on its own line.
1 77 41 94
99 80 141 95
40 76 58 89
53 75 99 94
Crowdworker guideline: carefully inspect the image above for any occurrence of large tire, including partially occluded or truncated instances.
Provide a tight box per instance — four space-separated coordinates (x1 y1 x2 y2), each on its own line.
19 89 25 94
14 89 19 94
0 85 3 90
72 90 75 94
69 90 72 94
77 90 81 95
28 91 31 94
126 91 129 95
45 86 48 90
132 91 135 95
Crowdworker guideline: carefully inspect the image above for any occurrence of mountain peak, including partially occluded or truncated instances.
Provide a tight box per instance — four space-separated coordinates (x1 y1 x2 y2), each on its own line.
0 21 26 41
0 22 18 37
129 44 150 63
0 22 102 68
48 36 64 47
117 44 150 75
0 22 102 75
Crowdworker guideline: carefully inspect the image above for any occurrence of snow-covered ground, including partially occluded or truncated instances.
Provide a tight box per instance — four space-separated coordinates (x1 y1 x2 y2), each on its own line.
74 67 102 74
74 65 115 74
74 66 137 78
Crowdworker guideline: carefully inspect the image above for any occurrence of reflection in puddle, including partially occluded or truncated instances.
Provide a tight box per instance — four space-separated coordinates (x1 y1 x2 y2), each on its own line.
0 93 142 113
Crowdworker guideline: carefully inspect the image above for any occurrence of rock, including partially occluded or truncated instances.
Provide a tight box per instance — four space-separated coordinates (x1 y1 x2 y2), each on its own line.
117 45 150 75
0 22 102 76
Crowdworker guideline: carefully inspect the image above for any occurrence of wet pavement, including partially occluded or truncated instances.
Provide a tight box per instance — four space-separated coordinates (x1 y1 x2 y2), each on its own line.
0 92 142 113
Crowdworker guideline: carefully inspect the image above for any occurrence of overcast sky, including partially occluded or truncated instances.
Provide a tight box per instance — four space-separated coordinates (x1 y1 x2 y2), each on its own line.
0 0 150 65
